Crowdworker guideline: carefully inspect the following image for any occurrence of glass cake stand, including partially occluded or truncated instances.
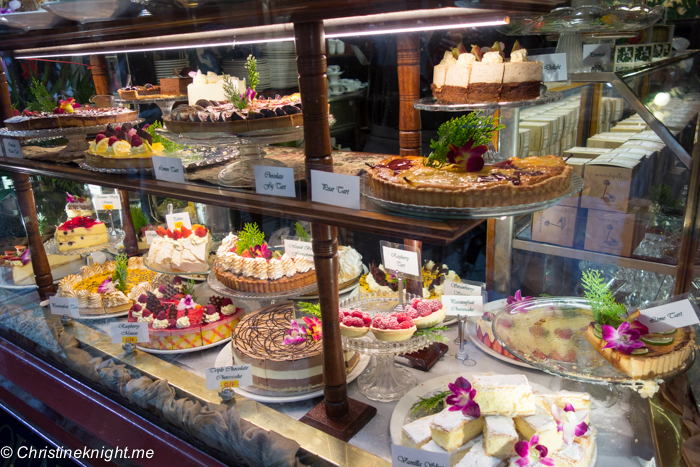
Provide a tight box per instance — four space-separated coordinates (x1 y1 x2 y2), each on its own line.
0 119 143 159
207 271 319 301
143 257 214 276
414 92 563 163
115 96 186 118
340 292 437 402
363 172 583 220
44 229 125 256
492 297 696 387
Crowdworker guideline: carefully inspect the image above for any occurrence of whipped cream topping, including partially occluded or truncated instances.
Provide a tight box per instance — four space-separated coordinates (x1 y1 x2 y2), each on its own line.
253 257 268 280
138 314 154 324
280 254 296 277
338 247 363 282
457 53 477 65
482 51 504 64
440 50 457 65
221 304 237 316
152 319 169 329
242 258 256 277
294 256 311 273
104 291 129 307
131 308 143 319
510 48 529 63
176 316 190 329
269 260 285 280
204 312 220 323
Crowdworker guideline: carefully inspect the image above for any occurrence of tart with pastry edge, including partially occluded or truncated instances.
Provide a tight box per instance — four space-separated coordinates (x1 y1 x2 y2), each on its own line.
404 297 447 329
5 106 138 131
366 155 572 208
370 312 417 341
86 123 163 170
339 307 371 338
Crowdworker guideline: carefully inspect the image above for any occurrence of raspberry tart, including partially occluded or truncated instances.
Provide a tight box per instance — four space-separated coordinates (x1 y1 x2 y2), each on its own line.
404 297 447 329
339 308 371 338
370 312 417 341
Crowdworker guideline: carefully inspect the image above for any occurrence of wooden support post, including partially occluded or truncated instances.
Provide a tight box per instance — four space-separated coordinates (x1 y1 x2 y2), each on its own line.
0 68 13 125
12 173 55 300
118 190 139 256
295 21 375 441
89 55 110 96
397 33 421 158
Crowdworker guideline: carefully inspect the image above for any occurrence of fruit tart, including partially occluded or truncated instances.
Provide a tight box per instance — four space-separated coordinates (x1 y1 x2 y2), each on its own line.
339 307 371 338
370 312 417 341
87 123 164 170
404 297 446 329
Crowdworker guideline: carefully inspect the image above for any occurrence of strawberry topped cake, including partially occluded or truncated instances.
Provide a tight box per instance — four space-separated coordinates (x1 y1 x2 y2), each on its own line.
371 312 417 341
339 308 372 338
146 225 212 273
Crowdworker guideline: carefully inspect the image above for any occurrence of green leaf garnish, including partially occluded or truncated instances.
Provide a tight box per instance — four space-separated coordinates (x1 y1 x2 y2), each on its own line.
297 302 322 320
236 223 266 255
112 253 128 294
413 325 448 343
27 78 55 113
246 54 259 92
223 74 247 109
410 390 451 415
182 279 197 302
294 222 310 240
146 121 184 153
581 269 626 327
424 112 504 169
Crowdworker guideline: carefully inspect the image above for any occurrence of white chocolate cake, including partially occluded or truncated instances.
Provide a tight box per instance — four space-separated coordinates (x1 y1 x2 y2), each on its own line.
472 374 536 416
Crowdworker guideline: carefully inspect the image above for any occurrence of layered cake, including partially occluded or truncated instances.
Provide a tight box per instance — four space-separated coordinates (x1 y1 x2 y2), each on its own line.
5 106 137 131
87 123 164 170
147 225 212 273
401 374 596 467
367 155 572 208
129 286 245 351
65 193 94 219
231 302 359 392
214 226 316 293
160 68 193 96
188 70 245 106
118 84 160 99
57 257 157 315
0 246 81 286
432 42 542 104
54 217 109 252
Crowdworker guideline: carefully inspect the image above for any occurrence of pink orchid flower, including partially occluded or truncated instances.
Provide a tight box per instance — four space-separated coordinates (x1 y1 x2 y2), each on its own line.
514 435 554 467
446 138 488 172
601 321 646 354
302 316 322 341
252 243 272 259
245 87 256 102
551 403 589 444
66 192 77 203
507 289 532 305
19 248 30 266
98 277 117 294
445 376 480 418
282 319 307 345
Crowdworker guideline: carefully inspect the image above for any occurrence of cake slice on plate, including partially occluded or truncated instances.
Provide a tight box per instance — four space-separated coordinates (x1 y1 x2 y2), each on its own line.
483 415 518 458
514 412 563 453
430 407 484 452
54 216 108 252
472 374 535 416
402 414 435 449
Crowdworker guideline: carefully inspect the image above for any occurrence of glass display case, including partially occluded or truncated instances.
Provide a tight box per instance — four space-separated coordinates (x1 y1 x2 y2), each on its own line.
0 2 698 466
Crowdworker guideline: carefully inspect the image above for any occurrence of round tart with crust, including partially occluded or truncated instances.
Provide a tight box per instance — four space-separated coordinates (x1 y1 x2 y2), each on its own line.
366 155 572 208
370 312 417 341
404 297 447 329
339 307 371 338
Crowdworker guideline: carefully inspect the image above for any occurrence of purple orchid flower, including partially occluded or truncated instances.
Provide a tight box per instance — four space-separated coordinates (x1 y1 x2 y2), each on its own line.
178 295 196 312
66 192 77 203
446 138 488 172
445 376 481 418
507 290 532 305
629 319 649 335
245 87 256 102
601 321 646 354
98 277 117 294
514 435 555 467
252 243 272 259
19 248 30 266
283 319 308 345
551 403 589 444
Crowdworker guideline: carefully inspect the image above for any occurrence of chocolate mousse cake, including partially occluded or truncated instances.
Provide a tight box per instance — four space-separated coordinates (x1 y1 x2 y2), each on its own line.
231 302 359 392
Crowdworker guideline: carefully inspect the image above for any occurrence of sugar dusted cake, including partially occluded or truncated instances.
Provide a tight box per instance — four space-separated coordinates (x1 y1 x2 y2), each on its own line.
454 440 503 467
472 374 535 416
535 391 591 423
514 413 563 453
402 414 435 449
430 408 484 452
483 416 518 458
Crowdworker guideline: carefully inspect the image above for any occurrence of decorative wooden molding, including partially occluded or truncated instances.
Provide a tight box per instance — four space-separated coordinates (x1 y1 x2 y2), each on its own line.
89 55 110 96
397 33 421 158
0 69 13 123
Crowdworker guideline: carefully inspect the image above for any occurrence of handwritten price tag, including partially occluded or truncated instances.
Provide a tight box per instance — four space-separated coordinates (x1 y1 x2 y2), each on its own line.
206 365 253 390
94 194 122 211
310 170 360 209
49 296 80 317
636 299 700 333
284 238 314 260
166 212 191 230
530 53 568 82
152 155 185 184
254 166 296 198
381 245 420 279
583 43 611 68
391 444 449 467
144 230 158 245
442 295 483 316
110 322 149 344
443 280 481 296
2 138 23 159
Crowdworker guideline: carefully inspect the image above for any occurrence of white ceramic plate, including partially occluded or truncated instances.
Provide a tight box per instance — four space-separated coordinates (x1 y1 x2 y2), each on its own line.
215 343 370 403
136 337 230 354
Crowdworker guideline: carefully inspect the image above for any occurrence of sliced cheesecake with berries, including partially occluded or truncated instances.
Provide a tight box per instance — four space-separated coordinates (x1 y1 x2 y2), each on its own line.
54 217 109 252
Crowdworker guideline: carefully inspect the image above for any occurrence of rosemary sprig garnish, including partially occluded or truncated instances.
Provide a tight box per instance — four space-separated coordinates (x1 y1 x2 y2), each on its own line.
410 390 451 415
297 302 322 320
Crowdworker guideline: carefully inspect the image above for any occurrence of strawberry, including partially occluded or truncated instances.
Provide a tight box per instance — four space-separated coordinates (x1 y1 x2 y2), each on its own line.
492 340 504 354
157 226 167 236
194 225 208 237
399 321 413 329
241 249 252 258
12 109 20 116
532 350 547 360
180 226 192 238
166 229 174 239
188 308 204 325
115 126 122 132
173 229 182 240
107 136 118 146
95 134 106 143
22 109 33 116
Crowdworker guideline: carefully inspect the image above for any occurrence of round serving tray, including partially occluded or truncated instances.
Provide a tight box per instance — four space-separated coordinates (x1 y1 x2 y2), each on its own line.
207 272 319 300
136 337 230 355
214 344 370 403
0 119 144 138
364 173 583 220
44 230 126 256
414 91 563 112
163 114 303 135
492 297 696 385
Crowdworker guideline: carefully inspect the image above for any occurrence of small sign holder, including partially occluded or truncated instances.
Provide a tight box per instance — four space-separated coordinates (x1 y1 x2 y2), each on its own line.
455 316 476 366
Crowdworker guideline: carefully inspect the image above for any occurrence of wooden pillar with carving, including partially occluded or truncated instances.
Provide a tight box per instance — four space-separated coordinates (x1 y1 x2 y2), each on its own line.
0 66 55 299
89 55 138 256
295 21 376 441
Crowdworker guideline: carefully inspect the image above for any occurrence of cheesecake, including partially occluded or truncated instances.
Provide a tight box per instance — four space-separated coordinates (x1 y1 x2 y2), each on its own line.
402 414 436 449
55 217 108 252
472 374 536 416
483 415 518 458
430 407 485 452
514 413 563 453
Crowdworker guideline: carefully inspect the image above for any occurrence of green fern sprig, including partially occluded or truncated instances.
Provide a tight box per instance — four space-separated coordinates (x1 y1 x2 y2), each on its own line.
26 78 55 113
297 302 322 320
223 74 247 109
581 269 626 327
182 279 197 302
294 222 310 240
236 223 266 255
112 254 128 294
410 390 451 415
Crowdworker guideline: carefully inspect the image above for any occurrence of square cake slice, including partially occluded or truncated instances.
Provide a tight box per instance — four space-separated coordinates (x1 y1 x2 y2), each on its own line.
549 429 596 467
455 440 504 467
421 435 482 467
402 414 436 449
484 416 518 458
430 407 484 452
472 374 535 416
514 413 563 453
534 391 591 423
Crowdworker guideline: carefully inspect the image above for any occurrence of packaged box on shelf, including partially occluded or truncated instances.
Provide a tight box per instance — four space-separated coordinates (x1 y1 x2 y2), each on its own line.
531 205 579 248
602 153 649 196
619 141 669 186
548 139 561 157
603 97 624 122
581 157 642 213
559 157 588 208
587 133 635 149
547 109 576 134
610 125 642 134
584 209 637 257
563 147 612 159
519 128 531 159
631 130 673 142
522 116 561 143
520 121 550 151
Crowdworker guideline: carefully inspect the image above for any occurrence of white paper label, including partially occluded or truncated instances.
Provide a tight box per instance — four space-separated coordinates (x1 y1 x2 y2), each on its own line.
530 53 568 81
391 444 449 467
166 212 192 230
284 238 314 260
110 322 149 344
152 156 185 183
636 299 700 332
583 44 611 68
382 246 420 277
144 230 158 245
94 194 121 211
443 295 483 316
254 166 296 198
443 280 481 296
2 138 22 159
49 296 80 317
310 170 360 209
206 364 253 390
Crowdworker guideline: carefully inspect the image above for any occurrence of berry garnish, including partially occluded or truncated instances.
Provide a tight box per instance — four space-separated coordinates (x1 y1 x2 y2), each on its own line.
130 134 144 147
107 136 118 146
95 134 106 143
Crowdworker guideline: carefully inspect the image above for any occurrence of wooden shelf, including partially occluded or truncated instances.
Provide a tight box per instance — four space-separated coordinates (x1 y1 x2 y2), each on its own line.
0 156 482 246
